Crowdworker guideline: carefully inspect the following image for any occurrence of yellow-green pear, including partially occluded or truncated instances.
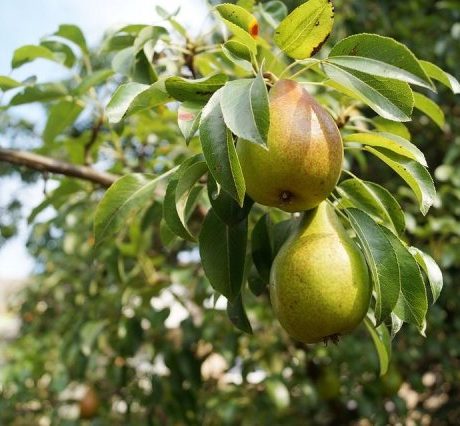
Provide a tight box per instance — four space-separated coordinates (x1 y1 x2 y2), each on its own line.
237 79 343 212
270 201 371 344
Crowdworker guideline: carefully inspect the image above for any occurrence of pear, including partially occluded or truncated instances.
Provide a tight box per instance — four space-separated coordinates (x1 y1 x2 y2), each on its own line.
79 386 100 419
270 201 371 344
237 79 343 212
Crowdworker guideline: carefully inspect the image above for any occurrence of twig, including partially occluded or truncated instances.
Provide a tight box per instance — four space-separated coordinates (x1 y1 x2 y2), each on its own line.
84 115 104 165
0 147 118 187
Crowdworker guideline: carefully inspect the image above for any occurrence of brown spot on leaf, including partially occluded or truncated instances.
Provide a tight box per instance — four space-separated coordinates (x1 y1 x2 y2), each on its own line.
249 19 259 38
311 33 331 56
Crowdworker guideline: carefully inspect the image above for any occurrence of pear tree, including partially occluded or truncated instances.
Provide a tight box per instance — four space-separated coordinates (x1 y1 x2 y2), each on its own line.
97 0 456 375
1 0 458 381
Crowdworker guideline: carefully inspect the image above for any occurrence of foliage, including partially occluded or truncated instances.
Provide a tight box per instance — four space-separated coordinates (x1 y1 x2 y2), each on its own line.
0 0 459 424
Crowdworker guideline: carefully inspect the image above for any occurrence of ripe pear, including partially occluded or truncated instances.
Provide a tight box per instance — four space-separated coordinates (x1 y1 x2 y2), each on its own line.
237 79 343 212
79 386 100 419
270 201 371 344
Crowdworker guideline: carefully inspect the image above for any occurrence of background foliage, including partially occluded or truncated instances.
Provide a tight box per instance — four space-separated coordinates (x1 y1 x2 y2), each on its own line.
1 0 459 424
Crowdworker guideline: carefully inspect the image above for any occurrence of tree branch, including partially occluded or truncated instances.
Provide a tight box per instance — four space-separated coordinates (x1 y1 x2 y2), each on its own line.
0 148 118 187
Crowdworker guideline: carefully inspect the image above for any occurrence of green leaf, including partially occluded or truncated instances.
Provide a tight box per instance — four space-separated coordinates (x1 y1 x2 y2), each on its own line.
371 117 411 140
11 45 65 69
274 0 334 59
73 69 114 95
250 71 270 144
227 292 253 333
326 56 433 90
338 178 405 235
9 83 67 105
54 24 88 54
326 56 432 89
106 80 171 123
132 26 167 54
169 18 188 38
380 227 428 329
329 34 433 90
420 60 460 94
159 218 178 248
43 100 84 144
323 63 414 122
117 24 149 35
222 41 253 72
248 267 267 296
344 132 427 166
346 208 400 323
216 3 259 35
102 34 135 52
413 92 445 129
223 40 252 63
40 40 76 68
106 82 146 122
221 53 252 76
199 208 248 300
207 176 253 225
178 102 203 144
236 0 255 11
409 247 443 303
94 170 177 244
200 89 246 206
165 74 228 102
215 3 258 52
155 5 180 19
248 267 268 296
0 76 21 91
364 316 391 376
365 146 435 215
251 214 273 282
132 50 158 84
112 47 135 76
221 74 270 146
163 156 207 241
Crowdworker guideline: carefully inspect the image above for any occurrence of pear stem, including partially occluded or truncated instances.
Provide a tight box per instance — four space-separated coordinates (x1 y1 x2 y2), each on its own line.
263 71 279 84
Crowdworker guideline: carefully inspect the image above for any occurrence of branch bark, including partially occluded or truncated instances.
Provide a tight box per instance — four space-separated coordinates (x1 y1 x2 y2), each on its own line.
0 148 118 187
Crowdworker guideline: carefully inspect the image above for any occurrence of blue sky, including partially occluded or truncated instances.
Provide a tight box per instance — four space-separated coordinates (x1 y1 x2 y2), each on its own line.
0 0 208 279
